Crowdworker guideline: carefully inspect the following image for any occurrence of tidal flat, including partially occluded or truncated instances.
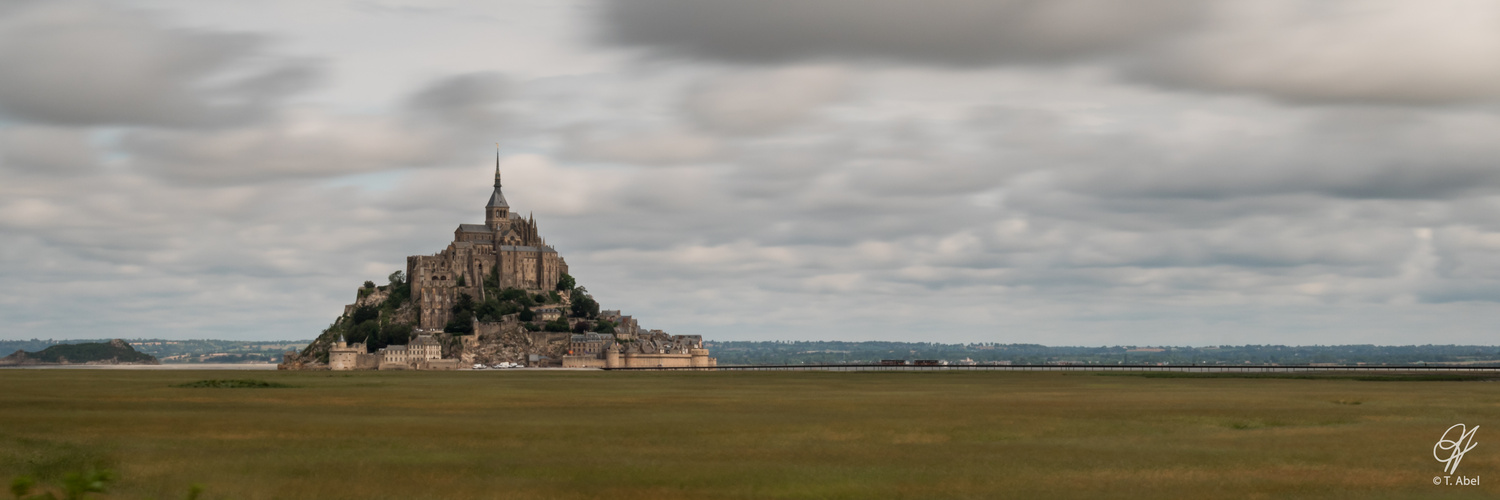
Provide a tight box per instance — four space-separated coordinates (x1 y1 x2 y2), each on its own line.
1 370 1496 499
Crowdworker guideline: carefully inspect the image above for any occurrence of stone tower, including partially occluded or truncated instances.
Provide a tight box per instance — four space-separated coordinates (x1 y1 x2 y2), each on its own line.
406 155 569 330
484 152 509 230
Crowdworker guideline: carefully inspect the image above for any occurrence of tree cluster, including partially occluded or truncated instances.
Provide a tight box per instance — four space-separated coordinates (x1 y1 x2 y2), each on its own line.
443 267 566 334
568 285 598 319
328 270 414 353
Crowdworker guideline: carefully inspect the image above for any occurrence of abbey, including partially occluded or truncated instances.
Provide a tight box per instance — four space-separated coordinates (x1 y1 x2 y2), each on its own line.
280 155 714 371
407 158 568 330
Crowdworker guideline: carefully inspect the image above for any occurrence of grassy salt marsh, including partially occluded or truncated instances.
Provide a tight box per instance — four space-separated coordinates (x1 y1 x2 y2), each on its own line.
1 369 1496 499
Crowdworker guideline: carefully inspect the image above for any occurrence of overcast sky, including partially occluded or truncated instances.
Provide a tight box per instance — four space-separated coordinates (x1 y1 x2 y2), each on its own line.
4 0 1500 345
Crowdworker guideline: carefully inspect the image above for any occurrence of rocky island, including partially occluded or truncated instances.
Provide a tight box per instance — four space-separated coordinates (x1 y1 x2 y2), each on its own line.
279 156 713 371
0 339 160 366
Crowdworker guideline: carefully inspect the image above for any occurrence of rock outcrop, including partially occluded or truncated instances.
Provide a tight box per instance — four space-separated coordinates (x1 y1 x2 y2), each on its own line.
0 339 160 366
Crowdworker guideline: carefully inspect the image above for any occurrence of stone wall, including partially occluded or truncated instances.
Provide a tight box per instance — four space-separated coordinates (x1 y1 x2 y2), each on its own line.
621 353 694 368
561 355 605 368
419 359 460 370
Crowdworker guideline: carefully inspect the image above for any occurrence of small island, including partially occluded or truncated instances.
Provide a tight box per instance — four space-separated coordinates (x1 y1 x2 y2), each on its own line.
280 158 714 371
0 339 160 366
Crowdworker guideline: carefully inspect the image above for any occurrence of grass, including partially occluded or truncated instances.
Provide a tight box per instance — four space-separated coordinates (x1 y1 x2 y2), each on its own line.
1101 371 1500 382
0 370 1496 499
171 379 293 389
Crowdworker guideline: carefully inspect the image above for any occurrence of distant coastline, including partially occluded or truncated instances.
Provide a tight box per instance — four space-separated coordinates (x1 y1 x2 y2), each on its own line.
3 339 1498 367
0 338 310 365
0 363 277 370
0 339 159 366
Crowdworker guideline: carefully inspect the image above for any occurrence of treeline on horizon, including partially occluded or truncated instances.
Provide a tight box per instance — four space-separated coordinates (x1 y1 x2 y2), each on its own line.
5 339 1500 366
705 341 1500 366
0 338 311 364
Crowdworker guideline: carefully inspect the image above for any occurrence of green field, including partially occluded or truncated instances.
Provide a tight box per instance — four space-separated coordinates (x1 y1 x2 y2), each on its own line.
1 370 1495 499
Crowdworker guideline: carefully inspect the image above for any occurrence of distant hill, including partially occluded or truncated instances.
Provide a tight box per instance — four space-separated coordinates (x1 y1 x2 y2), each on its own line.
0 339 309 364
0 339 159 366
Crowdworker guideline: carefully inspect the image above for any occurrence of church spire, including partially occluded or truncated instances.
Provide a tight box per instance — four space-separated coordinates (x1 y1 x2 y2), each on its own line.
485 147 509 229
486 148 509 210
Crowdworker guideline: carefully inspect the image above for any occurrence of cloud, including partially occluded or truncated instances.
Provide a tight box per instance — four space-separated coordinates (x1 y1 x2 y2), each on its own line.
8 0 1500 346
562 126 720 165
120 72 511 185
0 173 430 339
403 72 508 129
600 0 1500 105
683 66 850 135
601 0 1202 65
1129 0 1500 105
119 110 453 184
0 1 317 127
1043 108 1500 200
0 127 99 175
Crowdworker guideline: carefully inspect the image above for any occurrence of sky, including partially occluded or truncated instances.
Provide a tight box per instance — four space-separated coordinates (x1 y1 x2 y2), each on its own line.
3 0 1500 345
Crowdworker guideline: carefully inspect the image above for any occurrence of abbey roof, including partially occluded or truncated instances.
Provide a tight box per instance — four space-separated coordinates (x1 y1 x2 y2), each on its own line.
486 187 509 208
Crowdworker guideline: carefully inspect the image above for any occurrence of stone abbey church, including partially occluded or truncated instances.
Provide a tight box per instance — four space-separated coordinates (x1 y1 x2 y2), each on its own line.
407 160 568 331
281 155 715 371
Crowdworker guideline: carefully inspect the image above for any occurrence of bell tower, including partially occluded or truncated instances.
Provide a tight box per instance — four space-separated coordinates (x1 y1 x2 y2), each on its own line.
485 150 509 230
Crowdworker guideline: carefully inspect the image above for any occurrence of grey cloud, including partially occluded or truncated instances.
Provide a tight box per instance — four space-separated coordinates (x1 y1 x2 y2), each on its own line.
118 72 511 185
0 170 469 339
13 0 1500 345
601 0 1202 65
0 127 98 174
1127 1 1500 105
986 106 1500 202
683 66 850 134
511 70 1500 335
0 1 318 127
404 72 508 129
601 0 1500 105
561 126 720 165
119 114 453 184
723 142 848 199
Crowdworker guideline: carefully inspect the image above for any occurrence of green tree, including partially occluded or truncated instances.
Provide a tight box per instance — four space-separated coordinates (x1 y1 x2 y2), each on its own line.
474 299 499 322
483 267 500 297
570 292 598 319
374 321 411 349
444 311 474 335
544 317 571 332
592 320 616 334
451 293 475 314
381 269 411 311
445 293 476 334
362 281 376 289
350 305 379 325
556 273 575 291
348 321 378 346
519 308 535 322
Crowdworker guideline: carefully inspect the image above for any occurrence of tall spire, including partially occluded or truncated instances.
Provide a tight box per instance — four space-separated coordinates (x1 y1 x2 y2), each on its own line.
487 145 509 209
